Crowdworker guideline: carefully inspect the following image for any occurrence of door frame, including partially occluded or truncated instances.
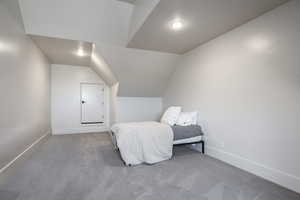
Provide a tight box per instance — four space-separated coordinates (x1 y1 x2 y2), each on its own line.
80 82 105 125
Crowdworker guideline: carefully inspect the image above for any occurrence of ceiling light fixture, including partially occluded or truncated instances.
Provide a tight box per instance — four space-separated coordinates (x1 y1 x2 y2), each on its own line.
0 41 14 53
171 19 184 31
77 48 85 57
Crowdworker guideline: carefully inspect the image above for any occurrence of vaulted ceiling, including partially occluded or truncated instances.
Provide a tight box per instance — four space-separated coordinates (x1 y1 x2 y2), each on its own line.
30 35 93 66
18 0 290 97
128 0 289 54
96 44 180 97
19 0 133 46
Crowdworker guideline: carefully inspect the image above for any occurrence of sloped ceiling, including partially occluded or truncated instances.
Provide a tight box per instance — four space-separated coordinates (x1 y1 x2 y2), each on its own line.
90 43 118 86
128 0 160 42
128 0 289 54
29 34 118 86
96 44 180 97
30 35 93 66
19 0 133 46
18 0 290 97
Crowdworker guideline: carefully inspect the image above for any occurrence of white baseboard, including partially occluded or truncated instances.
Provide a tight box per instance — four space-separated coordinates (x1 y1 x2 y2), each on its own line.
52 127 109 135
205 145 300 193
0 132 50 174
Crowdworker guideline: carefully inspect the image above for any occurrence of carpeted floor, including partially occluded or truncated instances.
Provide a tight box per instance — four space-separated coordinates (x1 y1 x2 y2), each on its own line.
0 133 299 200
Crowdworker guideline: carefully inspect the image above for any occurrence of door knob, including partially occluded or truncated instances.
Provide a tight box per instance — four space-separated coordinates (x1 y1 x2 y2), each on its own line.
81 100 86 104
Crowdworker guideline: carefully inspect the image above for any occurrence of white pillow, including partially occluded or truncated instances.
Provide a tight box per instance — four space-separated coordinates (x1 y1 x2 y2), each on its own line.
176 111 198 126
160 106 182 126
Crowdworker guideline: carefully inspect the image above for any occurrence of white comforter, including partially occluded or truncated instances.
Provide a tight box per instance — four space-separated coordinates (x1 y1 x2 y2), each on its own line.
111 121 173 165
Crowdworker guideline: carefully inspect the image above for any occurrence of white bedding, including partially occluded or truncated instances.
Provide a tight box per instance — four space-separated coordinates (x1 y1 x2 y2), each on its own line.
111 121 173 165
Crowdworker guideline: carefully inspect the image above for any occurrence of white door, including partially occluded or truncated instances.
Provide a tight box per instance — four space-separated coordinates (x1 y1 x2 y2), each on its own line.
81 83 104 124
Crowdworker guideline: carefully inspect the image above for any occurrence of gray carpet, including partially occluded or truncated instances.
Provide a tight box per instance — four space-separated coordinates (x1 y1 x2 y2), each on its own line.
0 133 299 200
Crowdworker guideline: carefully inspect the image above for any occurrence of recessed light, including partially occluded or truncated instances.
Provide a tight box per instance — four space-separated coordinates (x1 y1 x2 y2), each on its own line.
0 41 14 52
77 48 85 57
171 19 184 31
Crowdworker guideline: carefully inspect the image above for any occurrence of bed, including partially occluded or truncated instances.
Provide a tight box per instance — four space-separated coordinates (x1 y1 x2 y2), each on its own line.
110 121 204 166
171 125 205 154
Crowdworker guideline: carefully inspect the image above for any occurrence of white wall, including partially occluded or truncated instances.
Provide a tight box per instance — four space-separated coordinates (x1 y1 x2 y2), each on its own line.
116 97 162 122
0 0 50 169
51 65 109 134
163 0 300 193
